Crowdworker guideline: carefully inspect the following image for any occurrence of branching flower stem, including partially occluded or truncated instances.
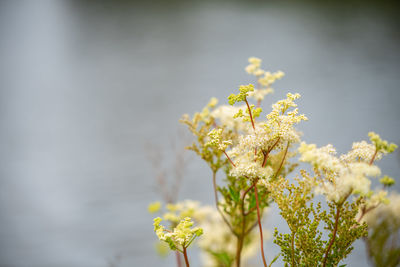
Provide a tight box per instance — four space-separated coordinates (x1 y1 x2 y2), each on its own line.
254 179 268 267
262 138 281 168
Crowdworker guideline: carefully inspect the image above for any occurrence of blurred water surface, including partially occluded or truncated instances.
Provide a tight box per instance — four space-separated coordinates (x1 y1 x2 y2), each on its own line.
0 1 399 266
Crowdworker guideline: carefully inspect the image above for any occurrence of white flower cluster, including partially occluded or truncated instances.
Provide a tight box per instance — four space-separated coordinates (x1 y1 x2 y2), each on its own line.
261 93 307 147
362 192 400 228
245 57 263 75
258 70 285 87
223 93 305 181
229 151 274 181
244 57 284 102
299 142 381 203
205 129 232 151
248 88 274 102
158 200 265 266
153 217 203 248
210 104 248 132
163 200 202 223
196 205 261 267
340 141 381 163
299 143 342 174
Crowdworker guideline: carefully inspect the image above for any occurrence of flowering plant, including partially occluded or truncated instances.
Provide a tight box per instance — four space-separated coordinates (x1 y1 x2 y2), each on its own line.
150 58 399 267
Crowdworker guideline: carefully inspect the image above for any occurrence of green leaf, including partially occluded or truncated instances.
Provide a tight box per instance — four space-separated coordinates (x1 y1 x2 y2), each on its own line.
249 194 256 210
229 186 240 203
270 253 281 266
209 251 233 267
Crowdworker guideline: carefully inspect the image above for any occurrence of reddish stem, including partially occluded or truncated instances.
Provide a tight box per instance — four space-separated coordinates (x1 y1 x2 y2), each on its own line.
223 150 236 167
261 138 281 168
244 98 256 131
369 149 378 165
182 247 190 267
254 182 268 267
274 141 290 178
322 205 341 267
175 251 182 267
244 190 269 216
261 151 268 168
357 205 378 223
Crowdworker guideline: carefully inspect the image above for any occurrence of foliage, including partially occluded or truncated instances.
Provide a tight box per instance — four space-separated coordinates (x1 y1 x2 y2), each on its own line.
149 57 399 267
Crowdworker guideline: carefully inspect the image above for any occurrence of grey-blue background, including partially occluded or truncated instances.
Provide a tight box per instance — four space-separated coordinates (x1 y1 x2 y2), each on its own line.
0 1 399 266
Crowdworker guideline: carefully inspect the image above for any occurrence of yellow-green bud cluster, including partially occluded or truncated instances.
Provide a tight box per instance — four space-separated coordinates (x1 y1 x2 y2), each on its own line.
148 201 161 213
205 128 232 151
207 97 218 108
153 217 203 251
245 57 284 88
368 132 397 154
233 105 263 122
228 84 254 105
379 175 395 187
245 57 263 75
258 71 284 87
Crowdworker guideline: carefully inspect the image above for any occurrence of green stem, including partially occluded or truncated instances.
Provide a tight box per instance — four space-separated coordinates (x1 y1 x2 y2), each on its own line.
212 170 236 235
291 231 296 267
236 225 245 267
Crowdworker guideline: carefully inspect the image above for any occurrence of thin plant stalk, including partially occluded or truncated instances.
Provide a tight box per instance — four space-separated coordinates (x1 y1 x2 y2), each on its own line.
322 204 341 267
182 247 190 267
175 251 182 267
236 183 255 267
254 182 268 267
212 170 236 235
